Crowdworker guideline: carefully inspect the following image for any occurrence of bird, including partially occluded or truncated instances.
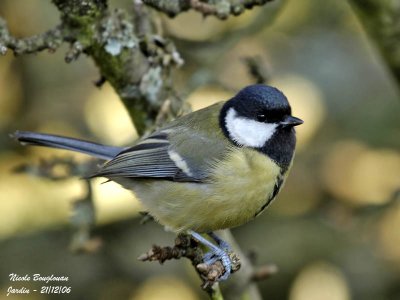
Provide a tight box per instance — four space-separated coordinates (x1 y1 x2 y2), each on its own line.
13 84 303 280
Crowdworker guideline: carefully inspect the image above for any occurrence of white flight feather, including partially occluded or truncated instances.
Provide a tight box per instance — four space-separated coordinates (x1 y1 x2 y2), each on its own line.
168 149 193 176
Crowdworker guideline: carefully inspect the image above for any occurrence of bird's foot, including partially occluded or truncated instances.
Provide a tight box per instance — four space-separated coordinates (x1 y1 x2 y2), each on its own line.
189 231 239 282
203 249 232 280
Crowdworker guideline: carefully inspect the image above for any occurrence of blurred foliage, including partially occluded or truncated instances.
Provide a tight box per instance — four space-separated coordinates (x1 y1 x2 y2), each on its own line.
0 0 399 299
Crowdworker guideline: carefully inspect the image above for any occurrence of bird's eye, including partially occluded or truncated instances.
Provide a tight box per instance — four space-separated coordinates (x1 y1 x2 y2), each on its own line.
256 114 267 122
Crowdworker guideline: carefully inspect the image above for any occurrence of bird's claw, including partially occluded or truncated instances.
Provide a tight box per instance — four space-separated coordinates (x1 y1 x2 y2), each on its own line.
202 249 232 280
203 251 217 264
190 231 238 282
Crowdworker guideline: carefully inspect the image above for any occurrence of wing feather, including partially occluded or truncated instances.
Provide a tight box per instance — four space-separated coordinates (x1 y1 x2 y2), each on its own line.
92 132 201 181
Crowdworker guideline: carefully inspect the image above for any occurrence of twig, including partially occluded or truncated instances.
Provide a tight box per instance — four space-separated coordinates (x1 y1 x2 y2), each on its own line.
142 0 274 19
65 41 84 63
190 0 224 18
12 156 100 180
138 234 241 294
0 18 63 55
243 56 270 84
251 264 278 281
94 75 107 87
69 180 102 253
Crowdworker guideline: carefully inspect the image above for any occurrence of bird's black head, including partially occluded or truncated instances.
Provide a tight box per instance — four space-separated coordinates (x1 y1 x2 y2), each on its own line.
226 84 302 125
219 84 303 171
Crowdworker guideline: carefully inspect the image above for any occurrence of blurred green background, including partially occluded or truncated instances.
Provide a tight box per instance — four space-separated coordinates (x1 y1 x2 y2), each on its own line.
0 0 399 299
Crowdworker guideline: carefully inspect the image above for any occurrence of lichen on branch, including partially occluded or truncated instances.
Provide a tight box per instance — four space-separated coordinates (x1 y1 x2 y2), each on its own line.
142 0 273 19
0 18 63 55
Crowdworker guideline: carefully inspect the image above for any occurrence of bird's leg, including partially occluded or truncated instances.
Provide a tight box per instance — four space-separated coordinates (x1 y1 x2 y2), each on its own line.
189 230 232 281
208 232 232 252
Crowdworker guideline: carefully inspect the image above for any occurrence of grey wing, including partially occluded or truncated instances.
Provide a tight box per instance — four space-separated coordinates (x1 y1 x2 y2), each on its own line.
92 131 223 182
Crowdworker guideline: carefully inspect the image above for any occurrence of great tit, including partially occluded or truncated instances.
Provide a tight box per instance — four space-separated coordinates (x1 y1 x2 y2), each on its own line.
13 84 303 280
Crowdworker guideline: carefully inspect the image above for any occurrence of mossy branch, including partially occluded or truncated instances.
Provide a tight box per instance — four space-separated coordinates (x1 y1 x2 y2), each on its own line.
0 0 184 135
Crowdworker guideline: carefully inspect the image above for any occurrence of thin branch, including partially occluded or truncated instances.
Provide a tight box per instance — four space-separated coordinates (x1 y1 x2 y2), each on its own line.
0 18 63 55
12 156 100 180
243 56 270 84
251 264 278 281
69 180 102 254
142 0 274 19
138 234 241 293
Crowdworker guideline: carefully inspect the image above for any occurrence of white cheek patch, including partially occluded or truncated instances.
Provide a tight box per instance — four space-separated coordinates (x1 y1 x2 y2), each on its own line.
225 107 277 148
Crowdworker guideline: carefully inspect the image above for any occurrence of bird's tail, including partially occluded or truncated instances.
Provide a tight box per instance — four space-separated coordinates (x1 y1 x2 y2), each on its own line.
12 131 123 160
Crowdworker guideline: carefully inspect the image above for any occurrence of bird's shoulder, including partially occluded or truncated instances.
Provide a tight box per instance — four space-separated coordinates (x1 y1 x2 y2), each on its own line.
160 101 233 179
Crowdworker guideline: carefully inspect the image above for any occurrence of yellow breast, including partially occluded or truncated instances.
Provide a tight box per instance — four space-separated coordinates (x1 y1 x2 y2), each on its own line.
201 147 282 231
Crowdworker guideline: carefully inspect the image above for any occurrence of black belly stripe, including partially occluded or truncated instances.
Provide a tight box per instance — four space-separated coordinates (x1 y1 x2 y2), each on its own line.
254 172 285 217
